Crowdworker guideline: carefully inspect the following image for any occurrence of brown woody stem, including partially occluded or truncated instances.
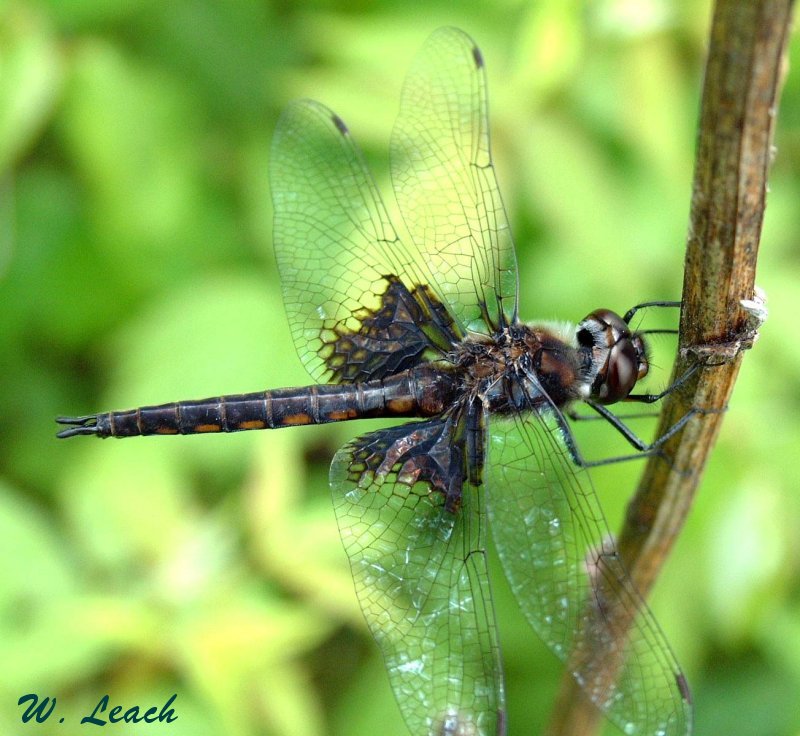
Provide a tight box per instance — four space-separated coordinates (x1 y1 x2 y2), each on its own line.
546 2 795 734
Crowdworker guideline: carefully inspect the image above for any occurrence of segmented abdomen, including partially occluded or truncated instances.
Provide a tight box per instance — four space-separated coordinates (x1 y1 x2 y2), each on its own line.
84 369 453 438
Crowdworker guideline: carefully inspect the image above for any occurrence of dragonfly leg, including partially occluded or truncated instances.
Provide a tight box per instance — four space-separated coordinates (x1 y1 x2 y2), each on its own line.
566 408 662 422
562 363 724 470
625 362 701 404
580 402 723 457
623 300 681 324
559 422 669 471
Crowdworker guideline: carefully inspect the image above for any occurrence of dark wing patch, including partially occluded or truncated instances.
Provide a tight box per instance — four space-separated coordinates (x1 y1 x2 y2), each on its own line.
320 275 461 384
271 27 520 387
271 99 448 384
330 412 503 736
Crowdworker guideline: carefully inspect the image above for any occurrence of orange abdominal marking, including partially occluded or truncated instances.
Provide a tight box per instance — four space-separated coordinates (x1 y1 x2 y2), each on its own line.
238 419 267 430
282 413 312 425
387 398 414 413
328 409 358 421
195 424 221 433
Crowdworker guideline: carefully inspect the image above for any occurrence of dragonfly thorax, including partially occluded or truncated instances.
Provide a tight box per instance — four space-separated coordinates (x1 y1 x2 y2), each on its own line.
456 324 587 413
454 310 649 415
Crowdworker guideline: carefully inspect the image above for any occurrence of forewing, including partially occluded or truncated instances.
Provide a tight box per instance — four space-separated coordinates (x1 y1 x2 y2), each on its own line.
485 407 692 736
270 100 460 384
391 27 518 335
330 415 504 736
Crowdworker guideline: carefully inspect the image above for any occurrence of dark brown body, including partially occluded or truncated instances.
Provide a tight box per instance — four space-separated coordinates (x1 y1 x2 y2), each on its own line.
60 363 463 439
56 323 592 440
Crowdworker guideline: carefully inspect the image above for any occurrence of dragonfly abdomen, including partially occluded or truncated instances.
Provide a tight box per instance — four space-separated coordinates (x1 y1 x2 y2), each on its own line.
56 368 455 438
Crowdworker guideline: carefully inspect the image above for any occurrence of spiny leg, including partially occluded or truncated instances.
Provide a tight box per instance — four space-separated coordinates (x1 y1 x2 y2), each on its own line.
623 300 681 324
565 363 721 469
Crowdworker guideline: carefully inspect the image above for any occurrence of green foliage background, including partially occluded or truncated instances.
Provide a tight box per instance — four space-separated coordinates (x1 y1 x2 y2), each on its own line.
2 1 799 735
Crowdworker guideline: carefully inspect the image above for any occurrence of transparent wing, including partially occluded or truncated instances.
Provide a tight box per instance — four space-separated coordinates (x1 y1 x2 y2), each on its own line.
330 414 504 736
485 406 692 736
271 28 516 381
271 99 461 383
391 27 518 334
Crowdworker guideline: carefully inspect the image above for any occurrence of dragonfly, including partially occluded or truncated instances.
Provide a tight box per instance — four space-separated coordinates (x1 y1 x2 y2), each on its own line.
57 27 693 736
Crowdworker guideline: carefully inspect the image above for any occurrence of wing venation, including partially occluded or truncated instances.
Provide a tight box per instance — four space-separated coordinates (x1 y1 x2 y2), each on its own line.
331 413 505 736
485 395 692 736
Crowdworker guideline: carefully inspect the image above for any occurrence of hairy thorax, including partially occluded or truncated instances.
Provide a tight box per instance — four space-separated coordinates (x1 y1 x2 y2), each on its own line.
449 323 588 415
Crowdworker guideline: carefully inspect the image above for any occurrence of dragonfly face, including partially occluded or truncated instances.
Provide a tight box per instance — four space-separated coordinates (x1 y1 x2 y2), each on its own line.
57 27 692 736
579 308 650 405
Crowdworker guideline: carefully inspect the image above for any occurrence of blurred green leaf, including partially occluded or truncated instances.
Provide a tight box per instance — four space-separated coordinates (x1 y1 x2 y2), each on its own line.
0 4 62 174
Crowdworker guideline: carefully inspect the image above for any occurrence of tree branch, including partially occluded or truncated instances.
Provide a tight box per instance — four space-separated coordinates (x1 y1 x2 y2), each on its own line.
547 2 794 734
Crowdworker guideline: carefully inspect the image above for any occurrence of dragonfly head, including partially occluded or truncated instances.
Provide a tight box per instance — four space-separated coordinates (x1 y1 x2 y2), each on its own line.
577 309 649 405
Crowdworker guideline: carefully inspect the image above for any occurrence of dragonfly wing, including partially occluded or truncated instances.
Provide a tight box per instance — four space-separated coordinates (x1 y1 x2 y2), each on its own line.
330 412 505 736
485 405 692 736
391 27 519 335
270 100 461 384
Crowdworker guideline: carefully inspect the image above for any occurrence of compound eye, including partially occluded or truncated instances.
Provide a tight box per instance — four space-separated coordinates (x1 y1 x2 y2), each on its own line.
593 338 639 404
578 308 629 349
588 308 628 338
